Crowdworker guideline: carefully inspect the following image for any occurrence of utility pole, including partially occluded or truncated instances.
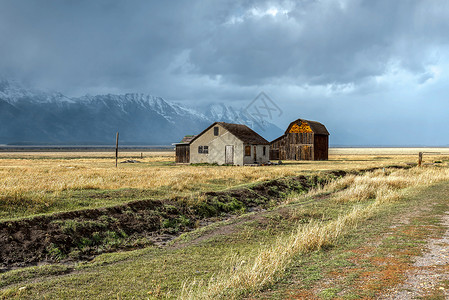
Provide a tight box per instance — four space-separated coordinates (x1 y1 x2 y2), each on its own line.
115 132 119 167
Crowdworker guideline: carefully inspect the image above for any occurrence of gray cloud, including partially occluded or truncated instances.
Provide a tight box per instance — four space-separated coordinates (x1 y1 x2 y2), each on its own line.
1 0 449 145
188 0 449 86
2 0 448 91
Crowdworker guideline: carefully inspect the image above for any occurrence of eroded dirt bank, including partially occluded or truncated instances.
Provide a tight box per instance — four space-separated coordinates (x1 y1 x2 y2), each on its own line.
0 175 318 269
0 166 406 270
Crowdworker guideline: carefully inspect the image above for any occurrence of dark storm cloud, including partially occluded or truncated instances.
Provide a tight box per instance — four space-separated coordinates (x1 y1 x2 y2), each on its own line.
2 0 449 145
1 0 448 93
0 1 224 93
188 0 449 86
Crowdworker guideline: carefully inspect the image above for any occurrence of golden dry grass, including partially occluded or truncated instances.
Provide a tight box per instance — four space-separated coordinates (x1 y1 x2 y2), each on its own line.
0 148 448 218
320 166 449 204
180 165 449 299
0 149 448 298
330 147 449 155
1 149 446 193
180 205 374 300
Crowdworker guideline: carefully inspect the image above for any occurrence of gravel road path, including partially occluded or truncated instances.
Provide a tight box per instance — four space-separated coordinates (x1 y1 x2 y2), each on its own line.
382 212 449 299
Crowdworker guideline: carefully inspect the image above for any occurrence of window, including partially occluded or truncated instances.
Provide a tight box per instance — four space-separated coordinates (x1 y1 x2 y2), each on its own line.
214 126 219 136
245 145 251 156
263 146 266 156
198 146 208 154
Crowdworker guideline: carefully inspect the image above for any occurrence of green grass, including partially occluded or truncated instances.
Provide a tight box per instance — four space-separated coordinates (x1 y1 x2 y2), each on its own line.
0 188 160 221
0 265 72 289
2 174 448 299
0 177 267 221
250 181 449 299
0 189 367 299
0 222 283 298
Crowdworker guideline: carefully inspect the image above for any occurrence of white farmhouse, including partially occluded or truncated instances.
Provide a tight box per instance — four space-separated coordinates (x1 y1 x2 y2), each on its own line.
175 122 270 165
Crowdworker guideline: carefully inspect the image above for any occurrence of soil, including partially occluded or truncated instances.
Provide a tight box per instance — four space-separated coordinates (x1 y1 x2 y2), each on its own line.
0 173 327 270
0 166 406 271
0 198 165 269
246 175 447 300
380 212 449 299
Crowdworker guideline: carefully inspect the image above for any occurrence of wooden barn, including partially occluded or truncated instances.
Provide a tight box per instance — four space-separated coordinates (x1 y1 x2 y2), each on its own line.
175 122 270 165
270 119 329 161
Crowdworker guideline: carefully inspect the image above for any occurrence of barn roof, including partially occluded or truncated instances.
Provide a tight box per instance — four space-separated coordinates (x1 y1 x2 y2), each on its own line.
285 119 329 135
190 122 270 145
271 134 286 143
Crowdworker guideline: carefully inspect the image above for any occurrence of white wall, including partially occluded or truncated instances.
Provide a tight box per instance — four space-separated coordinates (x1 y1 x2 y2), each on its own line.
190 124 244 165
190 124 270 165
243 144 270 164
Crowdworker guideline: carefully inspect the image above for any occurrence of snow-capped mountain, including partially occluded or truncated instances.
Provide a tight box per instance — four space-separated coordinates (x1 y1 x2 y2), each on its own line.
0 79 74 105
0 80 282 145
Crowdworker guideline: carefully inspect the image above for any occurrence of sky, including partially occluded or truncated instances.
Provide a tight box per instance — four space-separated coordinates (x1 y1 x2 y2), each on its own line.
1 0 449 146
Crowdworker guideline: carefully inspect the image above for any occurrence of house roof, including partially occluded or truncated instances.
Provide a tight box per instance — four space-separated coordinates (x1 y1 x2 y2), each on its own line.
189 122 270 145
180 135 197 143
173 135 197 146
285 119 329 135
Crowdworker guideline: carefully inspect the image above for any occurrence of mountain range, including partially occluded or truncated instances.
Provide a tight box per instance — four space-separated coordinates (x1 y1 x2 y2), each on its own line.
0 80 283 145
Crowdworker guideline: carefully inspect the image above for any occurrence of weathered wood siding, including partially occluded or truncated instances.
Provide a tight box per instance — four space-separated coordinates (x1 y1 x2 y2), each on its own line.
270 133 314 160
269 149 280 160
270 132 328 161
175 144 190 163
313 134 328 160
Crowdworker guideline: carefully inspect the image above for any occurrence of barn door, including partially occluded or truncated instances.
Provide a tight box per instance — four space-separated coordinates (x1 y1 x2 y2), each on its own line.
269 149 279 160
225 145 234 164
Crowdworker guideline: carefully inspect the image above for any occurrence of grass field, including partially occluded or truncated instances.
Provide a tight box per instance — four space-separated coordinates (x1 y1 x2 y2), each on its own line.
1 148 449 299
1 148 448 220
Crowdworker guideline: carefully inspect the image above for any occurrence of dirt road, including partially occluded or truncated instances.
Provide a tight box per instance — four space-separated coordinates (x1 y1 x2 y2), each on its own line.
382 212 449 299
